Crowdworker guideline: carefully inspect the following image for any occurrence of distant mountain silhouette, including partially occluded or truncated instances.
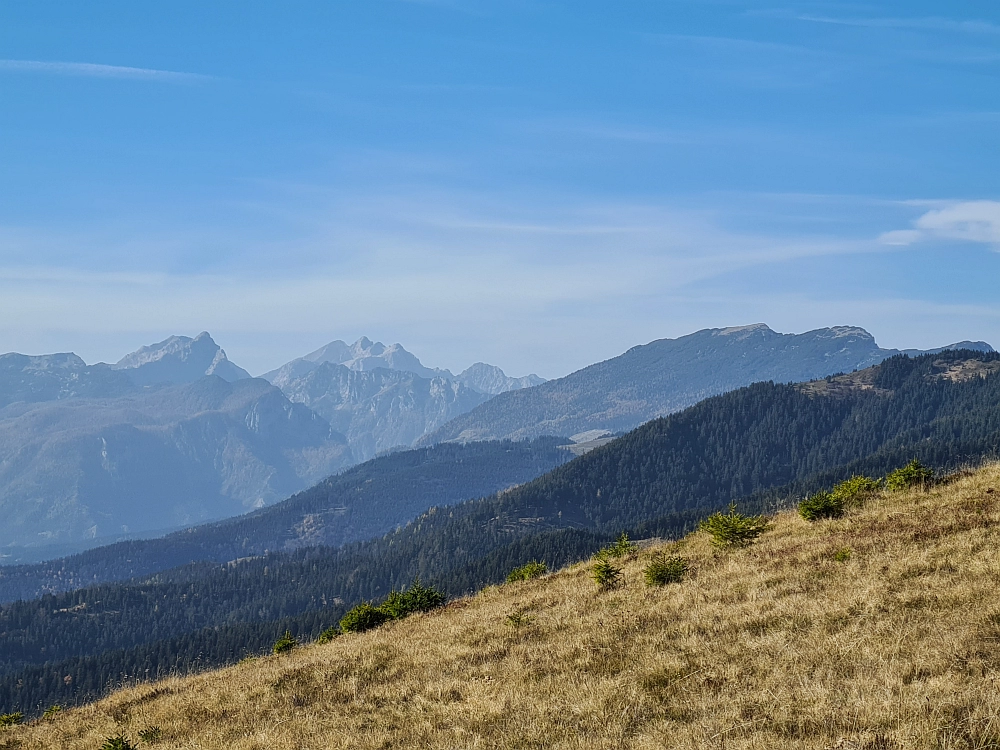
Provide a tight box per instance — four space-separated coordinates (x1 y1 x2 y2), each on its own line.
420 324 994 443
0 336 352 553
0 352 136 407
262 338 544 460
262 337 447 386
112 332 250 386
274 363 490 461
455 362 546 395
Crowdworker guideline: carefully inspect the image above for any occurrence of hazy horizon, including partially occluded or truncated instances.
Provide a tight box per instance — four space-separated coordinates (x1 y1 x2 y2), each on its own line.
3 1 999 378
2 322 993 383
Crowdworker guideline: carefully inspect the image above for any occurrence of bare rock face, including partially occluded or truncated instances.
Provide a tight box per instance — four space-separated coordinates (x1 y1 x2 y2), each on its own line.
262 337 446 387
113 332 251 386
456 363 545 395
261 338 543 460
276 363 490 461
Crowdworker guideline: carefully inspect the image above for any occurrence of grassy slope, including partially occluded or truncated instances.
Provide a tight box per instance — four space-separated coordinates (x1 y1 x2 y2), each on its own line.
8 465 1000 749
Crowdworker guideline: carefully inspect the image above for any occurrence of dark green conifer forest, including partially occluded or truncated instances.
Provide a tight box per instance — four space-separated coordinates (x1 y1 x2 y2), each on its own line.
3 351 1000 716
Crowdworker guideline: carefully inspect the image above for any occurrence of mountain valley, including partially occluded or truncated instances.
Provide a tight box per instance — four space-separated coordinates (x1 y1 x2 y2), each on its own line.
3 349 1000 715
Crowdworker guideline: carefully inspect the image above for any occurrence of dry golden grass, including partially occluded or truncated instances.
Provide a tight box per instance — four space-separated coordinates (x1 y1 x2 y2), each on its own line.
8 465 1000 749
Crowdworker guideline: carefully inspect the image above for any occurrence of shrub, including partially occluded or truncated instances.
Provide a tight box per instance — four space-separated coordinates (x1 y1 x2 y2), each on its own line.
100 733 137 750
0 712 22 728
42 705 62 720
834 547 852 563
339 602 390 634
885 459 934 491
592 558 623 590
799 490 844 521
506 561 547 583
830 475 880 507
505 611 536 628
316 626 340 644
595 532 638 561
700 505 770 549
378 580 445 620
644 553 689 586
138 726 162 743
272 630 298 655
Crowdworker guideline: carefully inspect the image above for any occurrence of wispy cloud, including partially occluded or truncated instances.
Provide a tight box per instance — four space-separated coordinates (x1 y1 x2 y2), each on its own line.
0 59 210 82
880 201 1000 247
796 15 1000 36
645 33 829 57
0 191 887 376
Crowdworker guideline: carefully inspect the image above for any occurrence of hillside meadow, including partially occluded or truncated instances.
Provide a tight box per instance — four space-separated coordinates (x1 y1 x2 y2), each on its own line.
6 464 1000 749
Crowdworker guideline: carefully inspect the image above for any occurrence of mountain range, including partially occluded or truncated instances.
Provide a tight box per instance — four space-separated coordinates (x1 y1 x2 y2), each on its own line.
0 325 990 557
4 349 1000 716
420 324 993 444
259 337 544 460
0 334 545 555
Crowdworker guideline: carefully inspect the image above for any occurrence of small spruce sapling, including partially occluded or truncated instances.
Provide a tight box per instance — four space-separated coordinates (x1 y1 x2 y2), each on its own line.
100 733 137 750
798 490 844 522
0 712 22 728
830 475 880 508
592 558 623 590
378 580 445 620
42 705 62 720
339 602 390 634
595 532 637 561
506 561 547 583
316 626 340 644
700 505 770 549
644 553 689 586
885 459 934 491
272 630 298 655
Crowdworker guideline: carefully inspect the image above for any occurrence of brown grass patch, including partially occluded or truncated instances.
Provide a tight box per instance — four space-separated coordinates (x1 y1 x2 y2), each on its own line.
9 464 1000 748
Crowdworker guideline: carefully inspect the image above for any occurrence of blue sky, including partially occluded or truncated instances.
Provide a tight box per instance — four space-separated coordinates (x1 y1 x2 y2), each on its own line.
1 1 999 378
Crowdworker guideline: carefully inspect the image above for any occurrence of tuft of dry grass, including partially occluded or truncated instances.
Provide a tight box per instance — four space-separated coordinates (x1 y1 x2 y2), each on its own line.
8 464 1000 749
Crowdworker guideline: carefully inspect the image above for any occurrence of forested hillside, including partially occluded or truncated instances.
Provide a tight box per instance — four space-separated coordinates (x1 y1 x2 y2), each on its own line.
0 438 570 602
9 463 999 750
4 351 1000 715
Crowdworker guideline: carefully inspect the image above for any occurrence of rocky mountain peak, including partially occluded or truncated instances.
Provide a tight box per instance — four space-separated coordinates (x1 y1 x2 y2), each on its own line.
456 363 546 395
112 333 251 386
264 337 448 384
715 323 774 338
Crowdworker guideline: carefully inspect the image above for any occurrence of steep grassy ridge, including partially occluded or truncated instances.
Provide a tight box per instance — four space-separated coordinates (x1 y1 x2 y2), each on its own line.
7 465 1000 749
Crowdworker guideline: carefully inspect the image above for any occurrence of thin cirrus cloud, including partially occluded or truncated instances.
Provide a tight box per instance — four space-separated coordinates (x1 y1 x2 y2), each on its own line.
795 15 1000 35
880 201 1000 247
0 59 210 82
